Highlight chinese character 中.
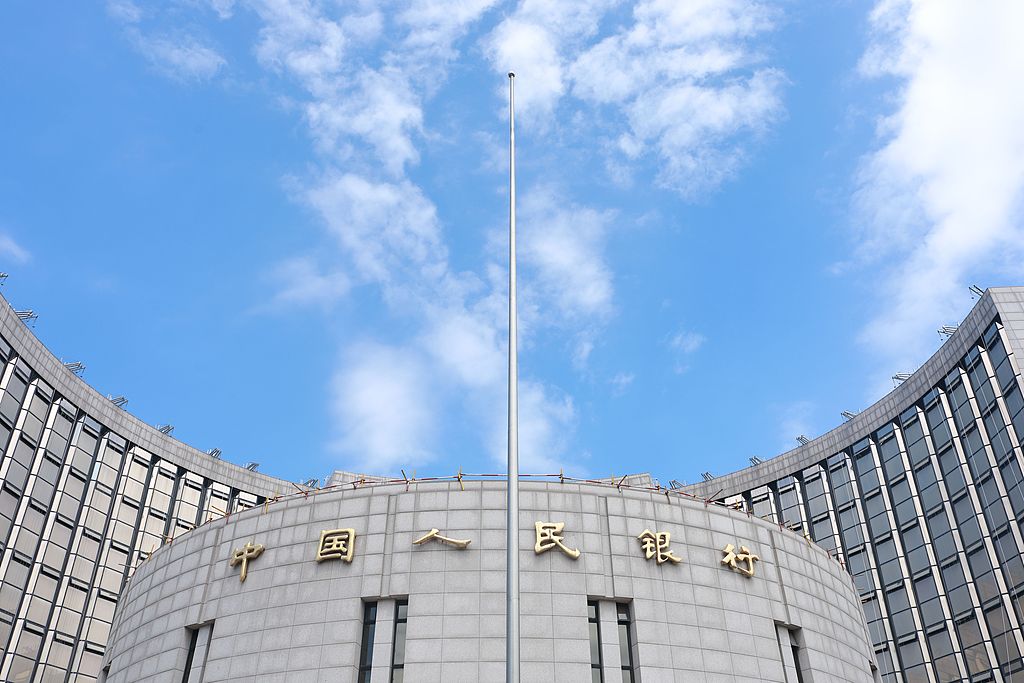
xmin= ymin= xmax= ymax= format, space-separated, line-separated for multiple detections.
xmin=412 ymin=528 xmax=471 ymax=549
xmin=229 ymin=541 xmax=264 ymax=582
xmin=636 ymin=529 xmax=682 ymax=565
xmin=317 ymin=528 xmax=356 ymax=562
xmin=721 ymin=543 xmax=759 ymax=577
xmin=534 ymin=522 xmax=580 ymax=559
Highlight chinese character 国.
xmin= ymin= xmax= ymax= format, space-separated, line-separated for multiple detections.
xmin=317 ymin=528 xmax=356 ymax=562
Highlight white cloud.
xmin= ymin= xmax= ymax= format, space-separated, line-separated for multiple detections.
xmin=302 ymin=170 xmax=595 ymax=473
xmin=251 ymin=0 xmax=493 ymax=174
xmin=107 ymin=2 xmax=227 ymax=82
xmin=486 ymin=19 xmax=565 ymax=121
xmin=484 ymin=379 xmax=578 ymax=473
xmin=106 ymin=0 xmax=142 ymax=24
xmin=609 ymin=371 xmax=635 ymax=395
xmin=130 ymin=30 xmax=226 ymax=81
xmin=304 ymin=68 xmax=424 ymax=174
xmin=270 ymin=256 xmax=349 ymax=307
xmin=485 ymin=0 xmax=617 ymax=121
xmin=305 ymin=173 xmax=447 ymax=289
xmin=420 ymin=307 xmax=504 ymax=389
xmin=0 ymin=234 xmax=30 ymax=264
xmin=252 ymin=0 xmax=348 ymax=85
xmin=121 ymin=0 xmax=784 ymax=475
xmin=668 ymin=329 xmax=705 ymax=354
xmin=398 ymin=0 xmax=499 ymax=59
xmin=330 ymin=342 xmax=435 ymax=473
xmin=667 ymin=328 xmax=706 ymax=374
xmin=516 ymin=380 xmax=577 ymax=472
xmin=854 ymin=0 xmax=1024 ymax=395
xmin=520 ymin=187 xmax=615 ymax=321
xmin=486 ymin=0 xmax=784 ymax=195
xmin=209 ymin=0 xmax=235 ymax=20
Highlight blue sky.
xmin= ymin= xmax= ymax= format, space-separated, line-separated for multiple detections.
xmin=2 ymin=1 xmax=1023 ymax=486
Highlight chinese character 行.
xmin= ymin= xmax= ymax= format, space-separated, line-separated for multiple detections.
xmin=412 ymin=528 xmax=471 ymax=549
xmin=636 ymin=529 xmax=682 ymax=564
xmin=317 ymin=528 xmax=356 ymax=562
xmin=534 ymin=522 xmax=580 ymax=559
xmin=721 ymin=542 xmax=759 ymax=577
xmin=229 ymin=541 xmax=264 ymax=582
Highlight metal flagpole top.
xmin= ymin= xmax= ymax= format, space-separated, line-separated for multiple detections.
xmin=505 ymin=70 xmax=520 ymax=683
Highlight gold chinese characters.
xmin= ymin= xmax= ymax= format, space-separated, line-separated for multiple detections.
xmin=317 ymin=528 xmax=356 ymax=562
xmin=535 ymin=522 xmax=580 ymax=559
xmin=226 ymin=526 xmax=762 ymax=578
xmin=229 ymin=541 xmax=264 ymax=582
xmin=721 ymin=543 xmax=760 ymax=577
xmin=636 ymin=530 xmax=682 ymax=564
xmin=413 ymin=528 xmax=471 ymax=549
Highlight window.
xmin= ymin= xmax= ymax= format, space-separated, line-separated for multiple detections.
xmin=955 ymin=615 xmax=991 ymax=675
xmin=587 ymin=601 xmax=603 ymax=683
xmin=181 ymin=623 xmax=213 ymax=683
xmin=358 ymin=602 xmax=377 ymax=683
xmin=778 ymin=625 xmax=808 ymax=683
xmin=390 ymin=599 xmax=408 ymax=683
xmin=616 ymin=603 xmax=637 ymax=683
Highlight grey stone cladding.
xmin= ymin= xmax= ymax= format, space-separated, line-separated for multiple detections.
xmin=100 ymin=479 xmax=877 ymax=683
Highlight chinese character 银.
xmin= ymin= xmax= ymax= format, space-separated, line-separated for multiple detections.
xmin=636 ymin=529 xmax=682 ymax=564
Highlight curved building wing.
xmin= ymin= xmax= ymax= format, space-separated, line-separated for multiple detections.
xmin=686 ymin=287 xmax=1024 ymax=682
xmin=0 ymin=294 xmax=290 ymax=682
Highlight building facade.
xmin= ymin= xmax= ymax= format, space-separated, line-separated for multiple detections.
xmin=2 ymin=286 xmax=1024 ymax=681
xmin=98 ymin=478 xmax=876 ymax=683
xmin=0 ymin=295 xmax=289 ymax=682
xmin=685 ymin=288 xmax=1024 ymax=682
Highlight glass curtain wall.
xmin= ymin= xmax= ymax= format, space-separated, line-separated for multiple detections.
xmin=728 ymin=319 xmax=1024 ymax=682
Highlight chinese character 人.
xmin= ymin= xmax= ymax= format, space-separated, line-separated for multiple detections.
xmin=229 ymin=541 xmax=264 ymax=582
xmin=636 ymin=529 xmax=682 ymax=564
xmin=317 ymin=528 xmax=356 ymax=562
xmin=721 ymin=543 xmax=759 ymax=577
xmin=412 ymin=528 xmax=471 ymax=549
xmin=534 ymin=522 xmax=580 ymax=559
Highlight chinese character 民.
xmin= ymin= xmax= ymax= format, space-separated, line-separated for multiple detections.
xmin=229 ymin=541 xmax=264 ymax=582
xmin=636 ymin=529 xmax=682 ymax=564
xmin=412 ymin=528 xmax=471 ymax=549
xmin=534 ymin=522 xmax=580 ymax=559
xmin=317 ymin=528 xmax=356 ymax=562
xmin=721 ymin=543 xmax=759 ymax=577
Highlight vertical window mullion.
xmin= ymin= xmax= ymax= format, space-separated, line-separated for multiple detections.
xmin=616 ymin=602 xmax=636 ymax=682
xmin=390 ymin=599 xmax=408 ymax=682
xmin=587 ymin=600 xmax=603 ymax=683
xmin=358 ymin=602 xmax=377 ymax=683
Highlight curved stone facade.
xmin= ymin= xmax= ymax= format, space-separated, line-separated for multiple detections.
xmin=0 ymin=294 xmax=290 ymax=682
xmin=99 ymin=479 xmax=876 ymax=683
xmin=6 ymin=282 xmax=1024 ymax=682
xmin=685 ymin=288 xmax=1024 ymax=682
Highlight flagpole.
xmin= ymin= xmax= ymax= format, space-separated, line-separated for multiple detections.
xmin=505 ymin=70 xmax=520 ymax=683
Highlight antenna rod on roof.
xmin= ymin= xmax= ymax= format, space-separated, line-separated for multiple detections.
xmin=505 ymin=70 xmax=520 ymax=683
